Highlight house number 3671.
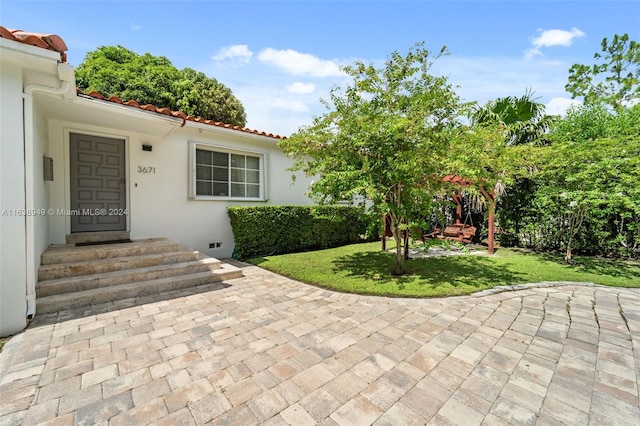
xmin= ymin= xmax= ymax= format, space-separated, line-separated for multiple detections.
xmin=137 ymin=166 xmax=156 ymax=174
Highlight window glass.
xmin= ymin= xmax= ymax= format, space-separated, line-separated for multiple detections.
xmin=246 ymin=170 xmax=260 ymax=184
xmin=196 ymin=150 xmax=210 ymax=165
xmin=212 ymin=152 xmax=228 ymax=167
xmin=212 ymin=182 xmax=228 ymax=196
xmin=230 ymin=168 xmax=245 ymax=182
xmin=246 ymin=184 xmax=260 ymax=198
xmin=196 ymin=181 xmax=212 ymax=196
xmin=230 ymin=154 xmax=245 ymax=168
xmin=230 ymin=183 xmax=245 ymax=197
xmin=194 ymin=148 xmax=261 ymax=198
xmin=246 ymin=156 xmax=260 ymax=170
xmin=196 ymin=165 xmax=212 ymax=180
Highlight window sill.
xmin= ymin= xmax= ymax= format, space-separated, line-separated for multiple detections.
xmin=189 ymin=196 xmax=267 ymax=202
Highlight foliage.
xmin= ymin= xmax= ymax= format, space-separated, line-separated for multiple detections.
xmin=247 ymin=242 xmax=640 ymax=298
xmin=471 ymin=90 xmax=555 ymax=146
xmin=497 ymin=105 xmax=640 ymax=258
xmin=566 ymin=33 xmax=640 ymax=110
xmin=227 ymin=205 xmax=377 ymax=258
xmin=446 ymin=126 xmax=537 ymax=189
xmin=281 ymin=43 xmax=467 ymax=274
xmin=75 ymin=45 xmax=247 ymax=126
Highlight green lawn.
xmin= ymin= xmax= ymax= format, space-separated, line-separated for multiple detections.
xmin=247 ymin=241 xmax=640 ymax=298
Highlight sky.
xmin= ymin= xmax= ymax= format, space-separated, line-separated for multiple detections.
xmin=2 ymin=0 xmax=639 ymax=136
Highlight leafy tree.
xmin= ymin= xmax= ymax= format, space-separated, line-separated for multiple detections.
xmin=281 ymin=43 xmax=465 ymax=275
xmin=75 ymin=45 xmax=247 ymax=127
xmin=498 ymin=104 xmax=640 ymax=259
xmin=566 ymin=33 xmax=640 ymax=110
xmin=537 ymin=135 xmax=640 ymax=261
xmin=445 ymin=126 xmax=539 ymax=254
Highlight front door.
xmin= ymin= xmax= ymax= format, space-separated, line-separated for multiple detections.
xmin=70 ymin=133 xmax=127 ymax=232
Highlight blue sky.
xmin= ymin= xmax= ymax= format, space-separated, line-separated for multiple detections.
xmin=3 ymin=1 xmax=639 ymax=135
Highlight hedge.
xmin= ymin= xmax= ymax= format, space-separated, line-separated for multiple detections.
xmin=228 ymin=205 xmax=378 ymax=258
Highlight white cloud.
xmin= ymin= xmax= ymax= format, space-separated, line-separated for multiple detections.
xmin=270 ymin=98 xmax=309 ymax=112
xmin=130 ymin=24 xmax=142 ymax=31
xmin=545 ymin=97 xmax=582 ymax=116
xmin=287 ymin=82 xmax=315 ymax=94
xmin=524 ymin=28 xmax=585 ymax=59
xmin=258 ymin=48 xmax=343 ymax=77
xmin=212 ymin=45 xmax=253 ymax=62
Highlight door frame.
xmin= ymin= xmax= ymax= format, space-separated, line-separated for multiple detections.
xmin=64 ymin=128 xmax=131 ymax=235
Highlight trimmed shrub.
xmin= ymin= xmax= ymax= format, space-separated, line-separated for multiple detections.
xmin=228 ymin=205 xmax=379 ymax=258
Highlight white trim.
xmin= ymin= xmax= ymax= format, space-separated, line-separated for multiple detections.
xmin=188 ymin=141 xmax=267 ymax=202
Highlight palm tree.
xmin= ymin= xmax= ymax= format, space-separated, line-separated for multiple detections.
xmin=467 ymin=90 xmax=553 ymax=253
xmin=471 ymin=90 xmax=555 ymax=146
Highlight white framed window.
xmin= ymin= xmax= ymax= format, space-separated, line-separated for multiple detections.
xmin=189 ymin=142 xmax=265 ymax=200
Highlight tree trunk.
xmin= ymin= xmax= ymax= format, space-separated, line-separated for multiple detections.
xmin=565 ymin=236 xmax=573 ymax=263
xmin=393 ymin=227 xmax=404 ymax=275
xmin=488 ymin=202 xmax=496 ymax=255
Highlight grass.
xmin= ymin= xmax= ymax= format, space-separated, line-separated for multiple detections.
xmin=247 ymin=241 xmax=640 ymax=298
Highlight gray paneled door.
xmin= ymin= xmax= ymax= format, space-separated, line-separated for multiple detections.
xmin=70 ymin=133 xmax=127 ymax=232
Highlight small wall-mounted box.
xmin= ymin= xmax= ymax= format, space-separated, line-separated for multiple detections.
xmin=43 ymin=156 xmax=54 ymax=181
xmin=142 ymin=144 xmax=153 ymax=152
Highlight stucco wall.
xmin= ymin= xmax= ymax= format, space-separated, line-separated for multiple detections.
xmin=47 ymin=119 xmax=313 ymax=258
xmin=130 ymin=126 xmax=313 ymax=258
xmin=0 ymin=59 xmax=28 ymax=335
xmin=32 ymin=98 xmax=51 ymax=270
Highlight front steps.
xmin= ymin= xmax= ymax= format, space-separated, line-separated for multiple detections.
xmin=36 ymin=238 xmax=242 ymax=314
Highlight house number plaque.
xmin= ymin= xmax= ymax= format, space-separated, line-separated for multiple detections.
xmin=137 ymin=166 xmax=156 ymax=174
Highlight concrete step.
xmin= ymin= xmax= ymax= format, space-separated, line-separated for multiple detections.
xmin=41 ymin=238 xmax=182 ymax=265
xmin=38 ymin=250 xmax=201 ymax=281
xmin=36 ymin=257 xmax=222 ymax=297
xmin=36 ymin=264 xmax=243 ymax=314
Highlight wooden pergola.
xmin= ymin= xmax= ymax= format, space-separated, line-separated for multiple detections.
xmin=442 ymin=175 xmax=498 ymax=254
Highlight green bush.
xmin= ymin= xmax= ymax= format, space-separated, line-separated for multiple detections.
xmin=228 ymin=205 xmax=379 ymax=258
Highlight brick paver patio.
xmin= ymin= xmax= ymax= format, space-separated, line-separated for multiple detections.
xmin=1 ymin=263 xmax=639 ymax=425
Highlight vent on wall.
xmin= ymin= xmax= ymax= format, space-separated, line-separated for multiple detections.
xmin=209 ymin=242 xmax=222 ymax=249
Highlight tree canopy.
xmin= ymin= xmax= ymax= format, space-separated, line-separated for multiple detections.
xmin=566 ymin=33 xmax=639 ymax=110
xmin=75 ymin=45 xmax=247 ymax=127
xmin=496 ymin=104 xmax=640 ymax=259
xmin=281 ymin=43 xmax=466 ymax=274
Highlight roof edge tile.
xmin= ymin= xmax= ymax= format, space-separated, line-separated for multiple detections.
xmin=77 ymin=89 xmax=284 ymax=139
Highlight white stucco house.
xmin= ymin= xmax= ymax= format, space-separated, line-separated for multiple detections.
xmin=0 ymin=27 xmax=313 ymax=336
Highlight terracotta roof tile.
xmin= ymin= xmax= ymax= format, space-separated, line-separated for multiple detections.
xmin=0 ymin=26 xmax=67 ymax=62
xmin=77 ymin=89 xmax=283 ymax=139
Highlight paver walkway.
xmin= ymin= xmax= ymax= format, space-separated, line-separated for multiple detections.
xmin=1 ymin=264 xmax=639 ymax=425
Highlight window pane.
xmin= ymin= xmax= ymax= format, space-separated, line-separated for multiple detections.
xmin=196 ymin=165 xmax=212 ymax=180
xmin=193 ymin=148 xmax=262 ymax=198
xmin=196 ymin=149 xmax=212 ymax=165
xmin=231 ymin=183 xmax=245 ymax=197
xmin=196 ymin=180 xmax=212 ymax=196
xmin=212 ymin=182 xmax=228 ymax=196
xmin=246 ymin=156 xmax=260 ymax=170
xmin=231 ymin=154 xmax=245 ymax=168
xmin=212 ymin=151 xmax=228 ymax=167
xmin=246 ymin=184 xmax=260 ymax=198
xmin=213 ymin=166 xmax=228 ymax=181
xmin=246 ymin=170 xmax=260 ymax=184
xmin=231 ymin=168 xmax=245 ymax=183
